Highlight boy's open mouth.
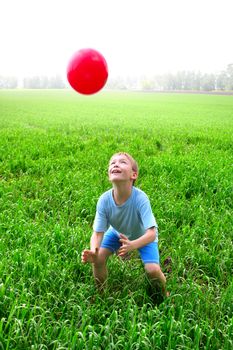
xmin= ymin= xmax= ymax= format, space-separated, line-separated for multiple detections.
xmin=111 ymin=169 xmax=121 ymax=174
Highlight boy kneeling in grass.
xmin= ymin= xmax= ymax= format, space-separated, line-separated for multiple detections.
xmin=81 ymin=152 xmax=167 ymax=298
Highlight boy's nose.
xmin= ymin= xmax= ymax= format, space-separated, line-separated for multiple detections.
xmin=114 ymin=164 xmax=121 ymax=170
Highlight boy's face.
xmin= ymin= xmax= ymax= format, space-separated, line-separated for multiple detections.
xmin=108 ymin=154 xmax=138 ymax=184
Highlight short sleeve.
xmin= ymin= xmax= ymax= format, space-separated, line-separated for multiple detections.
xmin=93 ymin=196 xmax=109 ymax=232
xmin=138 ymin=195 xmax=157 ymax=231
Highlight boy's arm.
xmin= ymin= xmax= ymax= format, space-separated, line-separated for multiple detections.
xmin=118 ymin=227 xmax=156 ymax=256
xmin=90 ymin=231 xmax=104 ymax=251
xmin=81 ymin=231 xmax=104 ymax=264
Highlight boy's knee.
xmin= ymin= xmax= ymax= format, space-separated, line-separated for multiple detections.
xmin=95 ymin=249 xmax=111 ymax=267
xmin=144 ymin=263 xmax=161 ymax=275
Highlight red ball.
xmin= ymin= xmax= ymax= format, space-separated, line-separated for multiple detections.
xmin=67 ymin=48 xmax=108 ymax=95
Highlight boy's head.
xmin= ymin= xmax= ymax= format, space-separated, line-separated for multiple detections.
xmin=108 ymin=152 xmax=138 ymax=185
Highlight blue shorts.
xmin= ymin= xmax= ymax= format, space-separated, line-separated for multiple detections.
xmin=100 ymin=228 xmax=160 ymax=264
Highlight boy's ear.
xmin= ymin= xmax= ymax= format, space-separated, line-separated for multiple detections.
xmin=131 ymin=171 xmax=138 ymax=181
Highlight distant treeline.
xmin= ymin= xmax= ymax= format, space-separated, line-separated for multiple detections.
xmin=0 ymin=75 xmax=66 ymax=89
xmin=107 ymin=64 xmax=233 ymax=92
xmin=1 ymin=64 xmax=233 ymax=91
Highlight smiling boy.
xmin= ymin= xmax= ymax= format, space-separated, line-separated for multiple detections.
xmin=81 ymin=152 xmax=167 ymax=297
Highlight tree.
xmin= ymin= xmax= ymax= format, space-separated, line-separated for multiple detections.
xmin=225 ymin=63 xmax=233 ymax=90
xmin=140 ymin=77 xmax=155 ymax=91
xmin=23 ymin=75 xmax=65 ymax=88
xmin=192 ymin=71 xmax=201 ymax=91
xmin=0 ymin=75 xmax=18 ymax=88
xmin=216 ymin=71 xmax=228 ymax=90
xmin=23 ymin=76 xmax=41 ymax=88
xmin=200 ymin=73 xmax=216 ymax=91
xmin=48 ymin=75 xmax=65 ymax=89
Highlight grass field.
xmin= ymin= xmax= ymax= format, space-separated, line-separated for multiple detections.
xmin=0 ymin=90 xmax=232 ymax=349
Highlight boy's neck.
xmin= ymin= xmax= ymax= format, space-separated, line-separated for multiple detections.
xmin=112 ymin=182 xmax=133 ymax=205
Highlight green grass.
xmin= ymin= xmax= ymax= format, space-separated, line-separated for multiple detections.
xmin=0 ymin=89 xmax=232 ymax=349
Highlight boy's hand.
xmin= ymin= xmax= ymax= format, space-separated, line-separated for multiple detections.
xmin=81 ymin=248 xmax=99 ymax=264
xmin=118 ymin=234 xmax=135 ymax=257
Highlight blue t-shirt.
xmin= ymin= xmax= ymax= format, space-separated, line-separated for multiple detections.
xmin=93 ymin=186 xmax=158 ymax=241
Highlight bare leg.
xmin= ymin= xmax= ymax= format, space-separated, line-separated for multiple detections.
xmin=92 ymin=248 xmax=112 ymax=289
xmin=144 ymin=263 xmax=167 ymax=297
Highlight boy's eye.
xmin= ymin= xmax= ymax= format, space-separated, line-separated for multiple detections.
xmin=110 ymin=159 xmax=127 ymax=165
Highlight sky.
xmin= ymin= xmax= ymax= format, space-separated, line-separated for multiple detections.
xmin=1 ymin=0 xmax=233 ymax=80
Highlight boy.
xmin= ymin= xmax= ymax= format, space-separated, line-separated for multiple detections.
xmin=81 ymin=152 xmax=167 ymax=297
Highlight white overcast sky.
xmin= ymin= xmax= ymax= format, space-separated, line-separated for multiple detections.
xmin=1 ymin=0 xmax=233 ymax=79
